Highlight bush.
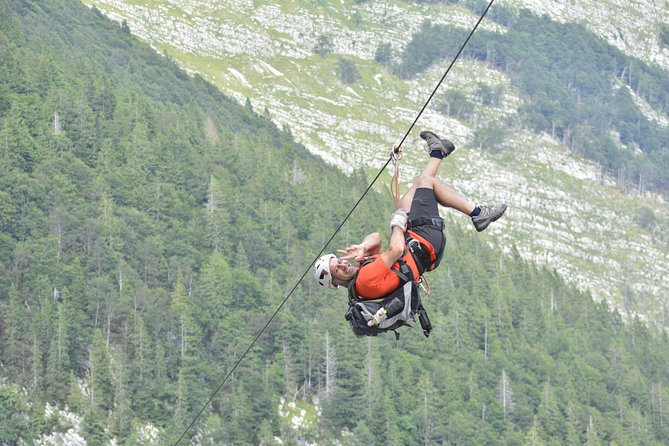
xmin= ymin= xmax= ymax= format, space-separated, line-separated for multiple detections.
xmin=314 ymin=34 xmax=334 ymax=56
xmin=374 ymin=42 xmax=393 ymax=67
xmin=661 ymin=26 xmax=669 ymax=48
xmin=336 ymin=58 xmax=360 ymax=84
xmin=472 ymin=120 xmax=510 ymax=152
xmin=638 ymin=206 xmax=657 ymax=230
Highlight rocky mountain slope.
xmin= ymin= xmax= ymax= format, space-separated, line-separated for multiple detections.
xmin=81 ymin=0 xmax=669 ymax=323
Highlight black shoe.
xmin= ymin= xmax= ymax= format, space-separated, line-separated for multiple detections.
xmin=472 ymin=204 xmax=507 ymax=232
xmin=420 ymin=130 xmax=456 ymax=158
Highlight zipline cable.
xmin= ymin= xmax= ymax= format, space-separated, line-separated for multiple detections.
xmin=174 ymin=1 xmax=494 ymax=443
xmin=394 ymin=0 xmax=496 ymax=152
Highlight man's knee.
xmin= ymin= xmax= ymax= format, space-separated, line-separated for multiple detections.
xmin=415 ymin=175 xmax=436 ymax=189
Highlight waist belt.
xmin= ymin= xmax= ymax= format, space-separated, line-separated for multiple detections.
xmin=407 ymin=217 xmax=444 ymax=231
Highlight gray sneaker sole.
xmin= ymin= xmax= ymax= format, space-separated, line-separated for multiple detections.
xmin=420 ymin=131 xmax=455 ymax=157
xmin=472 ymin=204 xmax=507 ymax=232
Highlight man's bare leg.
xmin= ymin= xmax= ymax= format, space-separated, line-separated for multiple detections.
xmin=401 ymin=175 xmax=474 ymax=215
xmin=401 ymin=131 xmax=456 ymax=212
xmin=400 ymin=152 xmax=474 ymax=213
xmin=433 ymin=179 xmax=475 ymax=215
xmin=399 ymin=131 xmax=506 ymax=231
xmin=400 ymin=157 xmax=440 ymax=211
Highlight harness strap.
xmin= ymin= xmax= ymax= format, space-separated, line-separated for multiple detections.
xmin=390 ymin=260 xmax=413 ymax=284
xmin=405 ymin=217 xmax=443 ymax=273
xmin=405 ymin=237 xmax=431 ymax=275
xmin=417 ymin=302 xmax=432 ymax=337
xmin=407 ymin=216 xmax=444 ymax=231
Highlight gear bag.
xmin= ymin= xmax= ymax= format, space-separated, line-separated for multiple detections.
xmin=345 ymin=258 xmax=432 ymax=339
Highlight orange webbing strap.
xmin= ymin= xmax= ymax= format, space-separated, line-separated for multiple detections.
xmin=391 ymin=144 xmax=403 ymax=209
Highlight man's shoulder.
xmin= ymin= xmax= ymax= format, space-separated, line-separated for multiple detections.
xmin=357 ymin=253 xmax=384 ymax=268
xmin=357 ymin=254 xmax=393 ymax=277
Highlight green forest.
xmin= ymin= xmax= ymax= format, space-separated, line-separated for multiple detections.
xmin=1 ymin=0 xmax=669 ymax=444
xmin=398 ymin=2 xmax=669 ymax=196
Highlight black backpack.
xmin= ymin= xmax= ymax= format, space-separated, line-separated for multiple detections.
xmin=344 ymin=257 xmax=432 ymax=339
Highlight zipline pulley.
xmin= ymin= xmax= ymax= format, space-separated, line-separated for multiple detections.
xmin=391 ymin=144 xmax=403 ymax=209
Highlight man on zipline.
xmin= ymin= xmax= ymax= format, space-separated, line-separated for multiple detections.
xmin=314 ymin=130 xmax=506 ymax=321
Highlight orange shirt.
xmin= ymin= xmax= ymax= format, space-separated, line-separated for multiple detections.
xmin=354 ymin=255 xmax=401 ymax=299
xmin=354 ymin=230 xmax=437 ymax=300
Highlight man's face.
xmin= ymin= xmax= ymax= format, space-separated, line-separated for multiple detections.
xmin=329 ymin=257 xmax=357 ymax=287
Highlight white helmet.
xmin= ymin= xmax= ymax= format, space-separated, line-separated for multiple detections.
xmin=314 ymin=254 xmax=338 ymax=289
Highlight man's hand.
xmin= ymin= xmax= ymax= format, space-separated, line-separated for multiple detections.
xmin=389 ymin=208 xmax=408 ymax=232
xmin=337 ymin=244 xmax=366 ymax=261
xmin=338 ymin=233 xmax=382 ymax=261
xmin=367 ymin=307 xmax=388 ymax=327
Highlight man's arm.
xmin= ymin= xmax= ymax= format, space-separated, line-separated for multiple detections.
xmin=380 ymin=226 xmax=405 ymax=268
xmin=360 ymin=232 xmax=381 ymax=256
xmin=338 ymin=232 xmax=382 ymax=260
xmin=380 ymin=209 xmax=408 ymax=268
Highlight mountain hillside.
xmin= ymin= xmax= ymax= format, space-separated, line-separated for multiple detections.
xmin=80 ymin=0 xmax=669 ymax=323
xmin=2 ymin=1 xmax=669 ymax=444
xmin=507 ymin=0 xmax=669 ymax=70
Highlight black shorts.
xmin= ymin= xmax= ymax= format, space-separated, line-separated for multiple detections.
xmin=407 ymin=188 xmax=446 ymax=268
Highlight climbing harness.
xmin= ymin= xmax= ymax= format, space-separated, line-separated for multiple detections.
xmin=390 ymin=140 xmax=434 ymax=296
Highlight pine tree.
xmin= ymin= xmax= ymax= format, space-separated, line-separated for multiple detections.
xmin=90 ymin=329 xmax=113 ymax=413
xmin=586 ymin=415 xmax=602 ymax=446
xmin=232 ymin=241 xmax=250 ymax=270
xmin=382 ymin=387 xmax=404 ymax=446
xmin=171 ymin=367 xmax=189 ymax=438
xmin=524 ymin=421 xmax=546 ymax=446
xmin=83 ymin=405 xmax=109 ymax=444
xmin=323 ymin=331 xmax=336 ymax=400
xmin=171 ymin=279 xmax=200 ymax=361
xmin=537 ymin=381 xmax=560 ymax=440
xmin=204 ymin=174 xmax=230 ymax=253
xmin=149 ymin=339 xmax=171 ymax=423
xmin=111 ymin=351 xmax=132 ymax=440
xmin=82 ymin=329 xmax=113 ymax=444
xmin=497 ymin=369 xmax=516 ymax=422
xmin=196 ymin=251 xmax=232 ymax=331
xmin=417 ymin=373 xmax=437 ymax=446
xmin=0 ymin=385 xmax=29 ymax=444
xmin=45 ymin=301 xmax=71 ymax=403
xmin=3 ymin=289 xmax=29 ymax=386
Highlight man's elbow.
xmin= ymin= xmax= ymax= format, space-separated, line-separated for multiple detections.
xmin=387 ymin=244 xmax=405 ymax=261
